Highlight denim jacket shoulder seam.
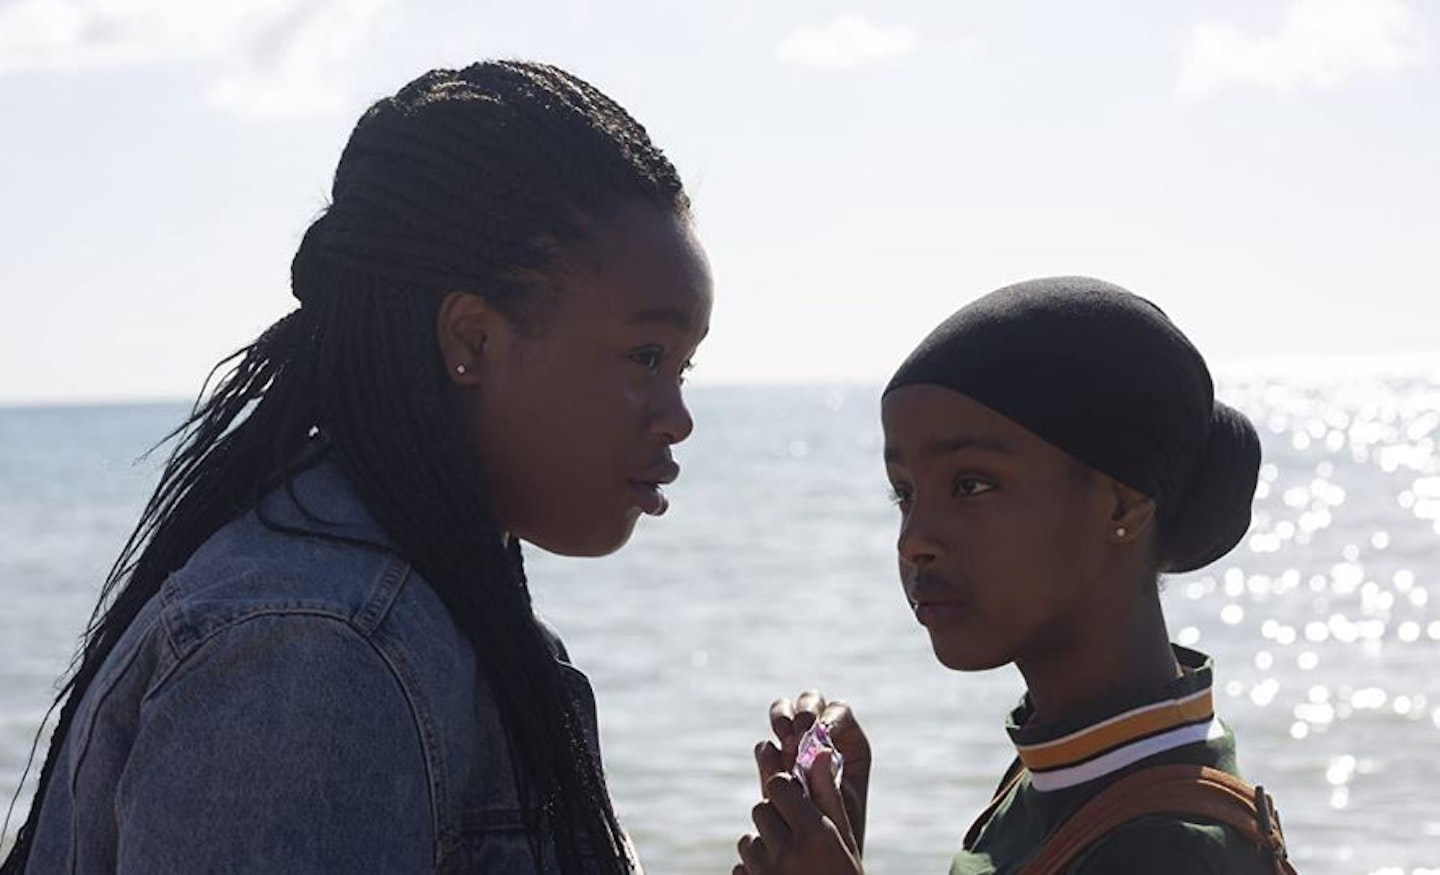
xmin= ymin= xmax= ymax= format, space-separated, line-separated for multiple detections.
xmin=64 ymin=610 xmax=163 ymax=823
xmin=364 ymin=622 xmax=453 ymax=863
xmin=139 ymin=610 xmax=445 ymax=868
xmin=351 ymin=552 xmax=411 ymax=635
xmin=161 ymin=595 xmax=359 ymax=660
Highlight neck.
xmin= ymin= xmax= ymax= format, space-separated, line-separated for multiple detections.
xmin=1017 ymin=589 xmax=1179 ymax=726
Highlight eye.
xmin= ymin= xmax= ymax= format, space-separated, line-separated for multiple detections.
xmin=952 ymin=476 xmax=995 ymax=497
xmin=888 ymin=483 xmax=913 ymax=510
xmin=679 ymin=359 xmax=696 ymax=385
xmin=628 ymin=346 xmax=664 ymax=372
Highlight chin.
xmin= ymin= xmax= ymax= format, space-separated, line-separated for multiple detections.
xmin=932 ymin=638 xmax=1009 ymax=673
xmin=524 ymin=513 xmax=640 ymax=558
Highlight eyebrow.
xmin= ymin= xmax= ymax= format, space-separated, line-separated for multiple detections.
xmin=627 ymin=307 xmax=695 ymax=332
xmin=883 ymin=435 xmax=1012 ymax=465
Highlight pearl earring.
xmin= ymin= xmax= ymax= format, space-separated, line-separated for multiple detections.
xmin=1115 ymin=526 xmax=1127 ymax=538
xmin=455 ymin=363 xmax=468 ymax=375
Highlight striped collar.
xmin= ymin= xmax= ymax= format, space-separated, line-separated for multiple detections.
xmin=1005 ymin=646 xmax=1222 ymax=792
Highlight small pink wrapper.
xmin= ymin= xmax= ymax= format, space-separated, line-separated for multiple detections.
xmin=792 ymin=722 xmax=843 ymax=798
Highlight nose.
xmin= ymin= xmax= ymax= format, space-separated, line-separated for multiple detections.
xmin=896 ymin=506 xmax=940 ymax=569
xmin=652 ymin=383 xmax=695 ymax=445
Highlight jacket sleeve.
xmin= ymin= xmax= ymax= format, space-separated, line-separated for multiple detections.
xmin=1071 ymin=814 xmax=1274 ymax=874
xmin=114 ymin=613 xmax=435 ymax=873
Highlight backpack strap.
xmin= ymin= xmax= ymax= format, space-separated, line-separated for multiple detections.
xmin=1019 ymin=764 xmax=1296 ymax=875
xmin=962 ymin=757 xmax=1028 ymax=851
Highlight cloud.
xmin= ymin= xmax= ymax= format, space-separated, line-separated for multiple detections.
xmin=776 ymin=13 xmax=920 ymax=70
xmin=205 ymin=0 xmax=391 ymax=120
xmin=1178 ymin=0 xmax=1428 ymax=97
xmin=0 ymin=0 xmax=393 ymax=120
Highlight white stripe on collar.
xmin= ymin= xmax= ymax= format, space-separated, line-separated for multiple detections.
xmin=1028 ymin=718 xmax=1227 ymax=792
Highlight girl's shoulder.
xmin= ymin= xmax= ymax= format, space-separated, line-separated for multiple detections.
xmin=156 ymin=459 xmax=444 ymax=653
xmin=1071 ymin=813 xmax=1274 ymax=874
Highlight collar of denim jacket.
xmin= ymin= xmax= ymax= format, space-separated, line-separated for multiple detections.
xmin=254 ymin=455 xmax=400 ymax=554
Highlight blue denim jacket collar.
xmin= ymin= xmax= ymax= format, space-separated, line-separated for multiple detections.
xmin=255 ymin=454 xmax=399 ymax=552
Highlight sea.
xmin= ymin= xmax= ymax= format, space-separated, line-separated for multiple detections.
xmin=2 ymin=374 xmax=1438 ymax=874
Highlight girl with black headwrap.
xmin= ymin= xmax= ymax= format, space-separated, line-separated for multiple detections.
xmin=736 ymin=277 xmax=1294 ymax=874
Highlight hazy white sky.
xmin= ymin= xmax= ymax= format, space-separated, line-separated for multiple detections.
xmin=1 ymin=0 xmax=1436 ymax=403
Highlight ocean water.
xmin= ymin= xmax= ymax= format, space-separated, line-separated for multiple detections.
xmin=1 ymin=377 xmax=1438 ymax=874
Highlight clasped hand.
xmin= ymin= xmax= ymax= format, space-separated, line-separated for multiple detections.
xmin=733 ymin=691 xmax=871 ymax=875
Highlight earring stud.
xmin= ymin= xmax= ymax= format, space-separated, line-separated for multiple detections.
xmin=1115 ymin=526 xmax=1127 ymax=538
xmin=455 ymin=363 xmax=468 ymax=375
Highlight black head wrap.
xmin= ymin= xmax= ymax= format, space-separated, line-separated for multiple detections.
xmin=884 ymin=276 xmax=1260 ymax=573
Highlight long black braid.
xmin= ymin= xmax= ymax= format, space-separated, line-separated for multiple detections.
xmin=2 ymin=60 xmax=688 ymax=874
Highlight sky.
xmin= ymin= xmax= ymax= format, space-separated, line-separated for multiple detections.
xmin=0 ymin=0 xmax=1437 ymax=404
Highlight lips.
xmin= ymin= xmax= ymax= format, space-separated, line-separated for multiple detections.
xmin=912 ymin=600 xmax=971 ymax=627
xmin=906 ymin=575 xmax=970 ymax=627
xmin=629 ymin=460 xmax=680 ymax=516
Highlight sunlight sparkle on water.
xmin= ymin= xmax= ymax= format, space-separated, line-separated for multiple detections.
xmin=1250 ymin=679 xmax=1280 ymax=707
xmin=1330 ymin=785 xmax=1350 ymax=809
xmin=1295 ymin=701 xmax=1335 ymax=726
xmin=1326 ymin=755 xmax=1357 ymax=785
xmin=1358 ymin=620 xmax=1386 ymax=640
xmin=1351 ymin=688 xmax=1388 ymax=710
xmin=1331 ymin=563 xmax=1365 ymax=595
xmin=1223 ymin=568 xmax=1246 ymax=597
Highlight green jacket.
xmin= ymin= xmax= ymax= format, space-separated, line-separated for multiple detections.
xmin=951 ymin=648 xmax=1276 ymax=874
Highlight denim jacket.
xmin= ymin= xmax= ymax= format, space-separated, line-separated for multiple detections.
xmin=26 ymin=460 xmax=629 ymax=873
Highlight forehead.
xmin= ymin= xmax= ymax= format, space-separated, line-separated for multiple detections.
xmin=882 ymin=385 xmax=1043 ymax=463
xmin=884 ymin=385 xmax=1007 ymax=435
xmin=547 ymin=204 xmax=713 ymax=330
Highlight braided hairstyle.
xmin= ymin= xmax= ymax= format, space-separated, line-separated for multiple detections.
xmin=2 ymin=60 xmax=688 ymax=873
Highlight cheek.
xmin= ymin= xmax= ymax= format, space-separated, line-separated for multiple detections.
xmin=1016 ymin=499 xmax=1105 ymax=585
xmin=952 ymin=499 xmax=1077 ymax=583
xmin=527 ymin=379 xmax=649 ymax=489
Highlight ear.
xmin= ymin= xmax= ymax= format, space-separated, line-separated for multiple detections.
xmin=1108 ymin=479 xmax=1157 ymax=545
xmin=436 ymin=291 xmax=513 ymax=385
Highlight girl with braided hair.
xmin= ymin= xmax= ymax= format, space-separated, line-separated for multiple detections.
xmin=3 ymin=60 xmax=710 ymax=874
xmin=736 ymin=278 xmax=1293 ymax=874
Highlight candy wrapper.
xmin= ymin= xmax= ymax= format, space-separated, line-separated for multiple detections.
xmin=792 ymin=721 xmax=844 ymax=799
